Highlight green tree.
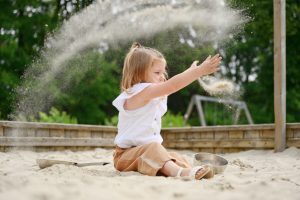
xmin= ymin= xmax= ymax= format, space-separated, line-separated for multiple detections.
xmin=52 ymin=52 xmax=120 ymax=124
xmin=0 ymin=0 xmax=95 ymax=119
xmin=31 ymin=107 xmax=77 ymax=124
xmin=225 ymin=0 xmax=300 ymax=123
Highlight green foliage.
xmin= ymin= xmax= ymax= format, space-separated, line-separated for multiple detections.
xmin=31 ymin=107 xmax=77 ymax=124
xmin=50 ymin=52 xmax=120 ymax=125
xmin=204 ymin=103 xmax=249 ymax=126
xmin=217 ymin=0 xmax=300 ymax=123
xmin=0 ymin=0 xmax=95 ymax=119
xmin=162 ymin=112 xmax=189 ymax=128
xmin=104 ymin=115 xmax=119 ymax=126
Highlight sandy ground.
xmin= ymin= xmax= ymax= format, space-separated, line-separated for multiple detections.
xmin=0 ymin=147 xmax=299 ymax=200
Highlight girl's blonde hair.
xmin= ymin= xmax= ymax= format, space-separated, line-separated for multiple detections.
xmin=121 ymin=42 xmax=166 ymax=91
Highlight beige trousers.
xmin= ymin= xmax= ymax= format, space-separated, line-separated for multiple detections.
xmin=113 ymin=142 xmax=191 ymax=176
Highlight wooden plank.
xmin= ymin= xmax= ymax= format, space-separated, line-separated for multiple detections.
xmin=36 ymin=129 xmax=49 ymax=137
xmin=214 ymin=131 xmax=229 ymax=140
xmin=191 ymin=147 xmax=200 ymax=152
xmin=200 ymin=132 xmax=214 ymax=139
xmin=187 ymin=132 xmax=201 ymax=140
xmin=214 ymin=148 xmax=227 ymax=154
xmin=24 ymin=129 xmax=35 ymax=137
xmin=244 ymin=130 xmax=260 ymax=139
xmin=274 ymin=0 xmax=286 ymax=152
xmin=35 ymin=147 xmax=52 ymax=152
xmin=229 ymin=131 xmax=244 ymax=139
xmin=286 ymin=129 xmax=294 ymax=138
xmin=164 ymin=139 xmax=274 ymax=149
xmin=91 ymin=131 xmax=103 ymax=138
xmin=65 ymin=130 xmax=78 ymax=138
xmin=260 ymin=130 xmax=274 ymax=139
xmin=0 ymin=126 xmax=3 ymax=136
xmin=162 ymin=124 xmax=275 ymax=132
xmin=50 ymin=129 xmax=64 ymax=137
xmin=3 ymin=121 xmax=300 ymax=133
xmin=4 ymin=128 xmax=15 ymax=137
xmin=293 ymin=130 xmax=300 ymax=138
xmin=228 ymin=148 xmax=242 ymax=153
xmin=0 ymin=137 xmax=114 ymax=147
xmin=286 ymin=139 xmax=300 ymax=147
xmin=6 ymin=128 xmax=35 ymax=137
xmin=0 ymin=120 xmax=117 ymax=132
xmin=4 ymin=121 xmax=298 ymax=134
xmin=76 ymin=146 xmax=95 ymax=151
xmin=78 ymin=130 xmax=91 ymax=138
xmin=286 ymin=123 xmax=300 ymax=129
xmin=176 ymin=132 xmax=188 ymax=140
xmin=165 ymin=132 xmax=176 ymax=140
xmin=52 ymin=146 xmax=66 ymax=151
xmin=103 ymin=132 xmax=116 ymax=138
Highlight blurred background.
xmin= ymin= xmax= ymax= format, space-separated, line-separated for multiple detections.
xmin=0 ymin=0 xmax=299 ymax=127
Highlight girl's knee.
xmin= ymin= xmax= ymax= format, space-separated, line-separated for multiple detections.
xmin=146 ymin=142 xmax=168 ymax=154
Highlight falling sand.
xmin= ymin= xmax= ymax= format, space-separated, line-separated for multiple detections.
xmin=12 ymin=0 xmax=247 ymax=120
xmin=198 ymin=76 xmax=236 ymax=97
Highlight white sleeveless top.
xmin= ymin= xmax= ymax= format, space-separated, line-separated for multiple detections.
xmin=112 ymin=83 xmax=167 ymax=148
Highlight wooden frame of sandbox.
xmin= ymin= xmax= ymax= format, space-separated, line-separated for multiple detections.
xmin=0 ymin=121 xmax=299 ymax=153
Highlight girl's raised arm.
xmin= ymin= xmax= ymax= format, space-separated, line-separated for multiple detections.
xmin=125 ymin=54 xmax=221 ymax=110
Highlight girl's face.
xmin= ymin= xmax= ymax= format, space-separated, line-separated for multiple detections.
xmin=145 ymin=59 xmax=167 ymax=83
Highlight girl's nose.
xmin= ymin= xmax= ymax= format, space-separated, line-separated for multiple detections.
xmin=159 ymin=75 xmax=165 ymax=82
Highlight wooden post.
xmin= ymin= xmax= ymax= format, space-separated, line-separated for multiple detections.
xmin=274 ymin=0 xmax=286 ymax=152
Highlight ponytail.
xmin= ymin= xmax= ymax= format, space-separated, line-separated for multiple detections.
xmin=130 ymin=42 xmax=142 ymax=50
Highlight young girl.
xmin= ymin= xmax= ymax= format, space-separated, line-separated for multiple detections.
xmin=112 ymin=42 xmax=221 ymax=180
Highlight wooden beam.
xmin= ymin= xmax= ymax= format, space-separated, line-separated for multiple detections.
xmin=0 ymin=120 xmax=117 ymax=132
xmin=274 ymin=0 xmax=286 ymax=152
xmin=0 ymin=137 xmax=114 ymax=147
xmin=164 ymin=139 xmax=274 ymax=148
xmin=162 ymin=124 xmax=274 ymax=132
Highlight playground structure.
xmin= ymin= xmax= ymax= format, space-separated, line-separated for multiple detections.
xmin=184 ymin=95 xmax=253 ymax=126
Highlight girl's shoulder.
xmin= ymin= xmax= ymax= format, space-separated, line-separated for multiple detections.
xmin=125 ymin=82 xmax=152 ymax=95
xmin=112 ymin=82 xmax=152 ymax=112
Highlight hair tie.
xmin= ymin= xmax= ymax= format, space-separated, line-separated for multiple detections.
xmin=131 ymin=42 xmax=142 ymax=50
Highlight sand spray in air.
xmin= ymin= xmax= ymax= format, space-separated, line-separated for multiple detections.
xmin=11 ymin=0 xmax=247 ymax=120
xmin=198 ymin=75 xmax=244 ymax=124
xmin=198 ymin=76 xmax=236 ymax=97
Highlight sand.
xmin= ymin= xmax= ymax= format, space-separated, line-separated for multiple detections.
xmin=0 ymin=147 xmax=299 ymax=200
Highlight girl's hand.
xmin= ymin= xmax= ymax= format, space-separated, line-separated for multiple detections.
xmin=190 ymin=54 xmax=222 ymax=76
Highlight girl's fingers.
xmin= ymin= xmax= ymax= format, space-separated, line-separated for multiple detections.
xmin=192 ymin=60 xmax=199 ymax=66
xmin=213 ymin=53 xmax=219 ymax=58
xmin=205 ymin=55 xmax=211 ymax=61
xmin=211 ymin=54 xmax=221 ymax=62
xmin=211 ymin=58 xmax=221 ymax=65
xmin=211 ymin=57 xmax=222 ymax=65
xmin=210 ymin=54 xmax=219 ymax=60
